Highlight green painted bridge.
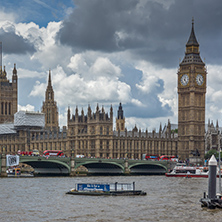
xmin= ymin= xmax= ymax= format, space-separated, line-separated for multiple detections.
xmin=0 ymin=154 xmax=175 ymax=176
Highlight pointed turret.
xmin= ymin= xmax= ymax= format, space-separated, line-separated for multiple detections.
xmin=42 ymin=69 xmax=59 ymax=129
xmin=110 ymin=104 xmax=113 ymax=113
xmin=96 ymin=103 xmax=99 ymax=112
xmin=67 ymin=106 xmax=70 ymax=120
xmin=117 ymin=102 xmax=124 ymax=119
xmin=116 ymin=103 xmax=125 ymax=132
xmin=45 ymin=70 xmax=54 ymax=101
xmin=13 ymin=63 xmax=17 ymax=75
xmin=110 ymin=104 xmax=113 ymax=122
xmin=186 ymin=18 xmax=199 ymax=47
xmin=75 ymin=106 xmax=78 ymax=116
xmin=87 ymin=104 xmax=92 ymax=118
xmin=180 ymin=19 xmax=204 ymax=65
xmin=159 ymin=123 xmax=162 ymax=138
xmin=48 ymin=69 xmax=52 ymax=87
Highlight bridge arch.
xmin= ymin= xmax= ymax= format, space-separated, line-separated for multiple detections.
xmin=75 ymin=161 xmax=124 ymax=175
xmin=20 ymin=159 xmax=70 ymax=175
xmin=129 ymin=162 xmax=167 ymax=175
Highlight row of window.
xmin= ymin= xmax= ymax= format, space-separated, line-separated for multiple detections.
xmin=1 ymin=102 xmax=11 ymax=115
xmin=70 ymin=126 xmax=110 ymax=135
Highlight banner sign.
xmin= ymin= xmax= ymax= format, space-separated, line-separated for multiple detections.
xmin=77 ymin=183 xmax=110 ymax=191
xmin=6 ymin=155 xmax=20 ymax=166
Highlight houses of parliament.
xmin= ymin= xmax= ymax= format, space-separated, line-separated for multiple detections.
xmin=0 ymin=22 xmax=219 ymax=161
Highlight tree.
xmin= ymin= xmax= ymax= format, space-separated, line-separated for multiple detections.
xmin=205 ymin=149 xmax=220 ymax=160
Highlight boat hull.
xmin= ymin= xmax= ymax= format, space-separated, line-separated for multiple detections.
xmin=165 ymin=173 xmax=208 ymax=178
xmin=66 ymin=190 xmax=147 ymax=196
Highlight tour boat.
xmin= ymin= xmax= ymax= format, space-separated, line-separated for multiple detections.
xmin=66 ymin=182 xmax=147 ymax=196
xmin=165 ymin=164 xmax=209 ymax=178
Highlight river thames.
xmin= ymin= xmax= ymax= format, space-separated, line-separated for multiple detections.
xmin=1 ymin=175 xmax=222 ymax=222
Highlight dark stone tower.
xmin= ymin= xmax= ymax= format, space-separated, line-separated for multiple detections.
xmin=116 ymin=103 xmax=125 ymax=131
xmin=42 ymin=70 xmax=59 ymax=130
xmin=177 ymin=20 xmax=207 ymax=161
xmin=0 ymin=42 xmax=18 ymax=123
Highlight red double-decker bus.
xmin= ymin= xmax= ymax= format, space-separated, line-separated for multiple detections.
xmin=43 ymin=150 xmax=65 ymax=157
xmin=145 ymin=154 xmax=160 ymax=161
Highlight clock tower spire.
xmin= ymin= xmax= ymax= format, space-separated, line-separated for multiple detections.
xmin=177 ymin=20 xmax=207 ymax=162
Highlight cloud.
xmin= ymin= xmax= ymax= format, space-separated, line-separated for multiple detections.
xmin=0 ymin=21 xmax=36 ymax=54
xmin=1 ymin=0 xmax=222 ymax=131
xmin=0 ymin=11 xmax=16 ymax=23
xmin=29 ymin=80 xmax=46 ymax=98
xmin=16 ymin=68 xmax=46 ymax=79
xmin=206 ymin=65 xmax=222 ymax=121
xmin=18 ymin=104 xmax=35 ymax=111
xmin=30 ymin=63 xmax=132 ymax=107
xmin=56 ymin=0 xmax=222 ymax=69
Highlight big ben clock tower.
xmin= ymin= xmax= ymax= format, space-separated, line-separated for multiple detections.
xmin=178 ymin=20 xmax=207 ymax=162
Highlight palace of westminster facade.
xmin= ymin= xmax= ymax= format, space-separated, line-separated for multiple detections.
xmin=0 ymin=22 xmax=220 ymax=161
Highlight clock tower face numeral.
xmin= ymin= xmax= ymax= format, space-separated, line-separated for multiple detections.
xmin=180 ymin=74 xmax=189 ymax=86
xmin=196 ymin=74 xmax=204 ymax=86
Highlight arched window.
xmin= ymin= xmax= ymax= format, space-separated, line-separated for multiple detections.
xmin=48 ymin=110 xmax=51 ymax=123
xmin=9 ymin=103 xmax=11 ymax=115
xmin=5 ymin=102 xmax=7 ymax=115
xmin=1 ymin=102 xmax=3 ymax=115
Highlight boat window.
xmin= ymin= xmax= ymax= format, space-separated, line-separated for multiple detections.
xmin=175 ymin=170 xmax=195 ymax=174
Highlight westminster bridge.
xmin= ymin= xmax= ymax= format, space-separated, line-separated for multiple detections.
xmin=0 ymin=154 xmax=175 ymax=176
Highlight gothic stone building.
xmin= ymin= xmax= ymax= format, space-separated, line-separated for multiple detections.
xmin=0 ymin=22 xmax=219 ymax=160
xmin=0 ymin=42 xmax=18 ymax=124
xmin=177 ymin=20 xmax=207 ymax=161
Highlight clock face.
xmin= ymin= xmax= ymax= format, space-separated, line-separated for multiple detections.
xmin=181 ymin=74 xmax=189 ymax=86
xmin=196 ymin=74 xmax=204 ymax=85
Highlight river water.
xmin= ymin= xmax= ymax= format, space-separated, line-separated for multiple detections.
xmin=1 ymin=176 xmax=222 ymax=222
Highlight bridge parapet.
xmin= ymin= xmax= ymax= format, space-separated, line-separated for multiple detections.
xmin=1 ymin=155 xmax=171 ymax=176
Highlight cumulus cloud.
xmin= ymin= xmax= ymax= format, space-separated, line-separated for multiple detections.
xmin=0 ymin=21 xmax=36 ymax=54
xmin=0 ymin=11 xmax=16 ymax=23
xmin=18 ymin=104 xmax=35 ymax=111
xmin=57 ymin=0 xmax=222 ymax=68
xmin=29 ymin=80 xmax=47 ymax=97
xmin=30 ymin=63 xmax=132 ymax=107
xmin=16 ymin=68 xmax=46 ymax=79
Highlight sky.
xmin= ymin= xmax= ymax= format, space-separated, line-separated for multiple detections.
xmin=0 ymin=0 xmax=222 ymax=131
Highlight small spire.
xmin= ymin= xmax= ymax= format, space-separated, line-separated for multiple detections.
xmin=67 ymin=106 xmax=70 ymax=119
xmin=117 ymin=102 xmax=124 ymax=119
xmin=186 ymin=18 xmax=199 ymax=47
xmin=3 ymin=66 xmax=6 ymax=77
xmin=110 ymin=104 xmax=113 ymax=113
xmin=48 ymin=69 xmax=52 ymax=86
xmin=159 ymin=123 xmax=162 ymax=132
xmin=13 ymin=63 xmax=17 ymax=75
xmin=88 ymin=104 xmax=92 ymax=117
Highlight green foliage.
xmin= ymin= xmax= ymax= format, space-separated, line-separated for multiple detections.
xmin=171 ymin=129 xmax=178 ymax=133
xmin=205 ymin=149 xmax=222 ymax=159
